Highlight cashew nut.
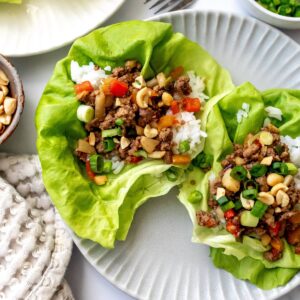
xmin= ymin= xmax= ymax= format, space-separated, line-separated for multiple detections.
xmin=222 ymin=169 xmax=240 ymax=193
xmin=132 ymin=75 xmax=146 ymax=89
xmin=270 ymin=183 xmax=288 ymax=196
xmin=148 ymin=151 xmax=166 ymax=159
xmin=89 ymin=132 xmax=96 ymax=146
xmin=162 ymin=92 xmax=173 ymax=106
xmin=135 ymin=125 xmax=144 ymax=136
xmin=0 ymin=105 xmax=3 ymax=115
xmin=0 ymin=114 xmax=11 ymax=125
xmin=136 ymin=87 xmax=150 ymax=108
xmin=0 ymin=85 xmax=8 ymax=97
xmin=258 ymin=192 xmax=275 ymax=205
xmin=216 ymin=187 xmax=226 ymax=200
xmin=120 ymin=136 xmax=130 ymax=150
xmin=283 ymin=175 xmax=294 ymax=187
xmin=259 ymin=131 xmax=273 ymax=145
xmin=240 ymin=194 xmax=254 ymax=210
xmin=144 ymin=124 xmax=158 ymax=138
xmin=3 ymin=97 xmax=17 ymax=116
xmin=276 ymin=190 xmax=290 ymax=207
xmin=235 ymin=157 xmax=245 ymax=166
xmin=156 ymin=72 xmax=167 ymax=88
xmin=267 ymin=173 xmax=284 ymax=187
xmin=140 ymin=136 xmax=159 ymax=153
xmin=0 ymin=70 xmax=9 ymax=86
xmin=260 ymin=156 xmax=273 ymax=166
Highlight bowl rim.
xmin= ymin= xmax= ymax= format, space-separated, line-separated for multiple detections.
xmin=245 ymin=0 xmax=300 ymax=22
xmin=0 ymin=54 xmax=25 ymax=144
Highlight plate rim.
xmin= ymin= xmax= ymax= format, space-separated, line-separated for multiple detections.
xmin=68 ymin=9 xmax=300 ymax=300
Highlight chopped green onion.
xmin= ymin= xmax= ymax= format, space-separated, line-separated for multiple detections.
xmin=242 ymin=189 xmax=258 ymax=200
xmin=251 ymin=201 xmax=268 ymax=219
xmin=166 ymin=167 xmax=179 ymax=182
xmin=234 ymin=200 xmax=243 ymax=210
xmin=286 ymin=162 xmax=298 ymax=175
xmin=192 ymin=152 xmax=213 ymax=169
xmin=115 ymin=118 xmax=124 ymax=126
xmin=77 ymin=105 xmax=94 ymax=123
xmin=178 ymin=140 xmax=190 ymax=153
xmin=250 ymin=164 xmax=268 ymax=178
xmin=104 ymin=139 xmax=115 ymax=152
xmin=243 ymin=180 xmax=259 ymax=190
xmin=133 ymin=150 xmax=148 ymax=158
xmin=89 ymin=154 xmax=104 ymax=173
xmin=103 ymin=160 xmax=113 ymax=173
xmin=188 ymin=190 xmax=203 ymax=204
xmin=275 ymin=144 xmax=284 ymax=155
xmin=221 ymin=201 xmax=235 ymax=212
xmin=230 ymin=166 xmax=247 ymax=181
xmin=217 ymin=196 xmax=229 ymax=205
xmin=102 ymin=127 xmax=122 ymax=138
xmin=272 ymin=162 xmax=289 ymax=175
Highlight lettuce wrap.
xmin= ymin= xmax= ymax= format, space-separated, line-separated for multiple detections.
xmin=178 ymin=82 xmax=300 ymax=289
xmin=36 ymin=20 xmax=234 ymax=248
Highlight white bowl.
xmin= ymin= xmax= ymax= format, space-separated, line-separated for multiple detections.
xmin=242 ymin=0 xmax=300 ymax=29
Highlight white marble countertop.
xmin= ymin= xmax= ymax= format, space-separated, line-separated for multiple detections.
xmin=1 ymin=0 xmax=300 ymax=299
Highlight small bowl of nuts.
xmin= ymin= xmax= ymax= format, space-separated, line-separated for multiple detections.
xmin=0 ymin=54 xmax=24 ymax=144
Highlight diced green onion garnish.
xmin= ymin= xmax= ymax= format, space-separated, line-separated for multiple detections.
xmin=242 ymin=189 xmax=258 ymax=199
xmin=188 ymin=190 xmax=203 ymax=203
xmin=89 ymin=154 xmax=104 ymax=173
xmin=221 ymin=201 xmax=235 ymax=212
xmin=102 ymin=127 xmax=122 ymax=138
xmin=271 ymin=162 xmax=289 ymax=175
xmin=251 ymin=201 xmax=268 ymax=219
xmin=178 ymin=140 xmax=190 ymax=153
xmin=243 ymin=179 xmax=259 ymax=190
xmin=192 ymin=152 xmax=213 ymax=169
xmin=103 ymin=160 xmax=113 ymax=173
xmin=286 ymin=162 xmax=298 ymax=175
xmin=234 ymin=200 xmax=243 ymax=210
xmin=166 ymin=167 xmax=179 ymax=182
xmin=77 ymin=105 xmax=95 ymax=123
xmin=230 ymin=166 xmax=247 ymax=181
xmin=250 ymin=164 xmax=268 ymax=178
xmin=217 ymin=196 xmax=229 ymax=205
xmin=115 ymin=118 xmax=124 ymax=126
xmin=133 ymin=150 xmax=148 ymax=158
xmin=104 ymin=138 xmax=115 ymax=152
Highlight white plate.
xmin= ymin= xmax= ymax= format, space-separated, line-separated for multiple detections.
xmin=0 ymin=0 xmax=125 ymax=57
xmin=72 ymin=10 xmax=300 ymax=300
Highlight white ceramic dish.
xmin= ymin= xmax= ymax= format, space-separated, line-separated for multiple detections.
xmin=0 ymin=0 xmax=125 ymax=57
xmin=241 ymin=0 xmax=300 ymax=29
xmin=71 ymin=10 xmax=300 ymax=300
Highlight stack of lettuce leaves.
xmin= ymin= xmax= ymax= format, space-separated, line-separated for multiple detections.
xmin=178 ymin=82 xmax=300 ymax=289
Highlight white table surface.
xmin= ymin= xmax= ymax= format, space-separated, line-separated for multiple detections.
xmin=2 ymin=0 xmax=300 ymax=299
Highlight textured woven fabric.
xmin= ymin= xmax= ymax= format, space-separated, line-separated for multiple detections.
xmin=0 ymin=154 xmax=73 ymax=300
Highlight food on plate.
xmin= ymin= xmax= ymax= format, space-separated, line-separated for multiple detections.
xmin=178 ymin=83 xmax=300 ymax=289
xmin=255 ymin=0 xmax=300 ymax=17
xmin=72 ymin=59 xmax=207 ymax=185
xmin=0 ymin=0 xmax=22 ymax=3
xmin=0 ymin=69 xmax=17 ymax=135
xmin=36 ymin=20 xmax=233 ymax=248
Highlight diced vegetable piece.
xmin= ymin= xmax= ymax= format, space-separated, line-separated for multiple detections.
xmin=188 ymin=190 xmax=203 ymax=203
xmin=250 ymin=164 xmax=268 ymax=177
xmin=102 ymin=127 xmax=122 ymax=138
xmin=251 ymin=201 xmax=268 ymax=218
xmin=133 ymin=150 xmax=148 ymax=158
xmin=74 ymin=81 xmax=93 ymax=95
xmin=86 ymin=160 xmax=95 ymax=180
xmin=104 ymin=138 xmax=115 ymax=152
xmin=166 ymin=167 xmax=179 ymax=182
xmin=172 ymin=154 xmax=191 ymax=165
xmin=221 ymin=201 xmax=235 ymax=212
xmin=243 ymin=179 xmax=259 ymax=190
xmin=89 ymin=154 xmax=104 ymax=173
xmin=157 ymin=115 xmax=175 ymax=131
xmin=170 ymin=66 xmax=184 ymax=79
xmin=170 ymin=101 xmax=180 ymax=114
xmin=286 ymin=162 xmax=298 ymax=175
xmin=272 ymin=162 xmax=289 ymax=175
xmin=110 ymin=79 xmax=128 ymax=97
xmin=192 ymin=152 xmax=213 ymax=169
xmin=178 ymin=140 xmax=190 ymax=153
xmin=234 ymin=200 xmax=243 ymax=210
xmin=103 ymin=161 xmax=113 ymax=173
xmin=77 ymin=105 xmax=95 ymax=123
xmin=183 ymin=97 xmax=201 ymax=112
xmin=217 ymin=196 xmax=229 ymax=205
xmin=230 ymin=166 xmax=247 ymax=181
xmin=242 ymin=189 xmax=258 ymax=199
xmin=94 ymin=175 xmax=108 ymax=185
xmin=226 ymin=220 xmax=240 ymax=237
xmin=270 ymin=222 xmax=281 ymax=236
xmin=76 ymin=139 xmax=95 ymax=154
xmin=115 ymin=118 xmax=124 ymax=126
xmin=129 ymin=156 xmax=143 ymax=163
xmin=240 ymin=211 xmax=259 ymax=227
xmin=224 ymin=209 xmax=236 ymax=219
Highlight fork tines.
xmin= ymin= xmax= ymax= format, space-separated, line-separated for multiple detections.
xmin=145 ymin=0 xmax=194 ymax=14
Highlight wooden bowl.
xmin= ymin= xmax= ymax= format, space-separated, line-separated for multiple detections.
xmin=0 ymin=54 xmax=24 ymax=144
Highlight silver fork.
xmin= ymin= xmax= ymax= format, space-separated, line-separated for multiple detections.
xmin=144 ymin=0 xmax=195 ymax=14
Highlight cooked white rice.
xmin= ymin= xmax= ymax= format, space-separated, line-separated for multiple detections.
xmin=236 ymin=102 xmax=250 ymax=123
xmin=280 ymin=135 xmax=300 ymax=167
xmin=172 ymin=111 xmax=207 ymax=154
xmin=70 ymin=60 xmax=108 ymax=88
xmin=187 ymin=71 xmax=209 ymax=103
xmin=265 ymin=106 xmax=282 ymax=121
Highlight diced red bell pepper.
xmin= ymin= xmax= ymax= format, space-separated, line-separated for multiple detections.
xmin=171 ymin=101 xmax=180 ymax=114
xmin=170 ymin=66 xmax=184 ymax=79
xmin=224 ymin=209 xmax=236 ymax=220
xmin=129 ymin=156 xmax=143 ymax=164
xmin=183 ymin=97 xmax=201 ymax=112
xmin=75 ymin=81 xmax=94 ymax=95
xmin=270 ymin=222 xmax=281 ymax=237
xmin=110 ymin=79 xmax=128 ymax=97
xmin=86 ymin=160 xmax=95 ymax=180
xmin=226 ymin=220 xmax=240 ymax=237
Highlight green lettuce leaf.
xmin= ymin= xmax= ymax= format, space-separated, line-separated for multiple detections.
xmin=0 ymin=0 xmax=22 ymax=3
xmin=36 ymin=20 xmax=234 ymax=248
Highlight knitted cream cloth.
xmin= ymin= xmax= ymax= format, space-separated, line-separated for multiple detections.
xmin=0 ymin=154 xmax=73 ymax=300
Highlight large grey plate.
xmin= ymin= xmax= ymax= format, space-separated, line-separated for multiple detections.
xmin=72 ymin=10 xmax=300 ymax=300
